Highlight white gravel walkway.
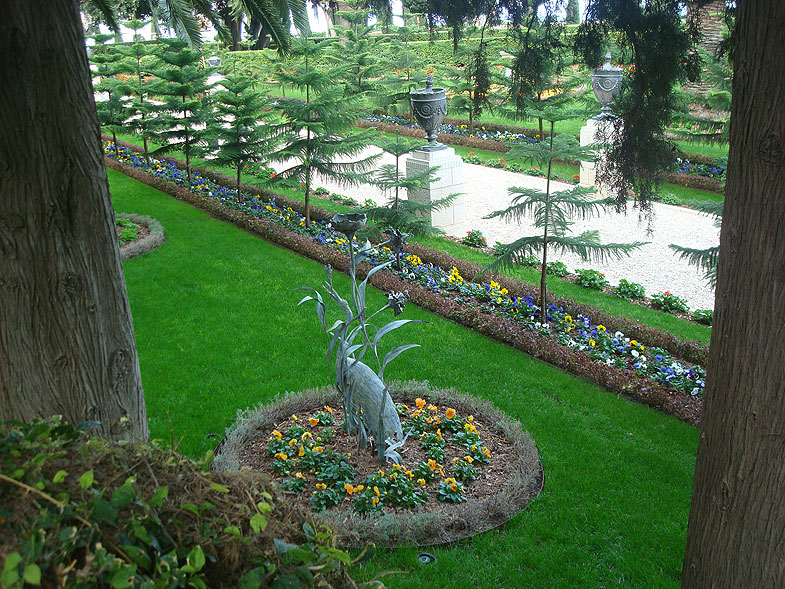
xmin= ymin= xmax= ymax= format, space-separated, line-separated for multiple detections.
xmin=299 ymin=146 xmax=719 ymax=311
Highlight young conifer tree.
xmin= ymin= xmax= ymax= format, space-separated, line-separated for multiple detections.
xmin=267 ymin=38 xmax=379 ymax=227
xmin=326 ymin=8 xmax=383 ymax=97
xmin=373 ymin=18 xmax=427 ymax=121
xmin=485 ymin=107 xmax=648 ymax=321
xmin=91 ymin=42 xmax=129 ymax=156
xmin=150 ymin=39 xmax=210 ymax=185
xmin=360 ymin=134 xmax=451 ymax=269
xmin=113 ymin=20 xmax=158 ymax=165
xmin=208 ymin=73 xmax=273 ymax=203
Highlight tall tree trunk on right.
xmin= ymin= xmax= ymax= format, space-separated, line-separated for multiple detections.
xmin=682 ymin=1 xmax=785 ymax=586
xmin=0 ymin=0 xmax=148 ymax=443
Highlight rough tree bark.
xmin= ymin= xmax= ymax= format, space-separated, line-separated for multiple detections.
xmin=682 ymin=1 xmax=785 ymax=586
xmin=0 ymin=0 xmax=149 ymax=442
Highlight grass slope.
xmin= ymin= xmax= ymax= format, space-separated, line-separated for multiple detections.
xmin=110 ymin=169 xmax=698 ymax=588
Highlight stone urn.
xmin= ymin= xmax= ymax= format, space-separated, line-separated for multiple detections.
xmin=592 ymin=51 xmax=623 ymax=116
xmin=410 ymin=74 xmax=447 ymax=150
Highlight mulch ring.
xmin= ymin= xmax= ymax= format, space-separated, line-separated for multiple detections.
xmin=213 ymin=381 xmax=543 ymax=547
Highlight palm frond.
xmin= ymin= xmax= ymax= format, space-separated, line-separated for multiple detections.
xmin=157 ymin=0 xmax=203 ymax=47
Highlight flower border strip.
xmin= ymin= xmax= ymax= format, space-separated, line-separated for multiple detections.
xmin=104 ymin=153 xmax=702 ymax=425
xmin=402 ymin=242 xmax=710 ymax=367
xmin=107 ymin=134 xmax=708 ymax=367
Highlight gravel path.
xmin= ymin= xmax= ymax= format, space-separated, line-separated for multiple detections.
xmin=295 ymin=146 xmax=719 ymax=310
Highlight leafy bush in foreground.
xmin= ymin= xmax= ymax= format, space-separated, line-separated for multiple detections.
xmin=0 ymin=417 xmax=376 ymax=588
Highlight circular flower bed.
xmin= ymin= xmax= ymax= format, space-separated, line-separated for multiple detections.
xmin=117 ymin=213 xmax=165 ymax=260
xmin=213 ymin=381 xmax=543 ymax=546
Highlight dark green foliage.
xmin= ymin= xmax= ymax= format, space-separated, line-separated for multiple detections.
xmin=615 ymin=278 xmax=646 ymax=301
xmin=207 ymin=74 xmax=272 ymax=202
xmin=267 ymin=87 xmax=379 ymax=226
xmin=692 ymin=309 xmax=713 ymax=326
xmin=575 ymin=0 xmax=701 ymax=210
xmin=444 ymin=33 xmax=501 ymax=133
xmin=651 ymin=291 xmax=690 ymax=314
xmin=359 ymin=134 xmax=446 ymax=261
xmin=91 ymin=43 xmax=131 ymax=156
xmin=326 ymin=9 xmax=385 ymax=96
xmin=574 ymin=268 xmax=609 ymax=291
xmin=112 ymin=30 xmax=160 ymax=163
xmin=373 ymin=22 xmax=428 ymax=119
xmin=149 ymin=39 xmax=211 ymax=185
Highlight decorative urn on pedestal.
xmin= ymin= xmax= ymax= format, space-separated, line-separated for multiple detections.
xmin=409 ymin=74 xmax=448 ymax=150
xmin=591 ymin=51 xmax=623 ymax=117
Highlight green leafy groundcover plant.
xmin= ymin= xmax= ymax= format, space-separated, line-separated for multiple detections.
xmin=0 ymin=418 xmax=380 ymax=588
xmin=102 ymin=139 xmax=705 ymax=421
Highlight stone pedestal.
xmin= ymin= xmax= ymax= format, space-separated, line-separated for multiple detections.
xmin=405 ymin=146 xmax=465 ymax=230
xmin=579 ymin=117 xmax=601 ymax=186
xmin=579 ymin=115 xmax=620 ymax=197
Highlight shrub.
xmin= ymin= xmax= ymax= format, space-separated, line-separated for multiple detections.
xmin=462 ymin=229 xmax=487 ymax=248
xmin=615 ymin=278 xmax=646 ymax=301
xmin=505 ymin=162 xmax=525 ymax=172
xmin=0 ymin=417 xmax=368 ymax=588
xmin=546 ymin=261 xmax=569 ymax=277
xmin=463 ymin=152 xmax=482 ymax=164
xmin=525 ymin=166 xmax=544 ymax=177
xmin=571 ymin=173 xmax=580 ymax=185
xmin=692 ymin=309 xmax=713 ymax=325
xmin=485 ymin=158 xmax=507 ymax=169
xmin=574 ymin=269 xmax=609 ymax=290
xmin=651 ymin=291 xmax=690 ymax=314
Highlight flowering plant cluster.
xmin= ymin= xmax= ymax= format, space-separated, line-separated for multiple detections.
xmin=673 ymin=158 xmax=725 ymax=178
xmin=554 ymin=314 xmax=705 ymax=395
xmin=461 ymin=229 xmax=487 ymax=248
xmin=105 ymin=141 xmax=706 ymax=398
xmin=262 ymin=400 xmax=491 ymax=513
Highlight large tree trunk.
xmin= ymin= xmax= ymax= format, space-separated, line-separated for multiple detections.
xmin=682 ymin=1 xmax=785 ymax=586
xmin=0 ymin=0 xmax=148 ymax=442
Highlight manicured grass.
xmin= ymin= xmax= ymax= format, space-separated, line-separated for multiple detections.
xmin=110 ymin=168 xmax=698 ymax=588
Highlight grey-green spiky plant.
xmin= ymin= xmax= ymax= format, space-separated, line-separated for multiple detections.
xmin=297 ymin=214 xmax=423 ymax=463
xmin=485 ymin=107 xmax=648 ymax=321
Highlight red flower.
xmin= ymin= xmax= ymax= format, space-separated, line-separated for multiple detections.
xmin=573 ymin=174 xmax=580 ymax=178
xmin=468 ymin=151 xmax=475 ymax=156
xmin=499 ymin=158 xmax=505 ymax=162
xmin=664 ymin=291 xmax=670 ymax=295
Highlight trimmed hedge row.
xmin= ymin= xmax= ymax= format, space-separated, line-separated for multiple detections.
xmin=104 ymin=148 xmax=702 ymax=425
xmin=357 ymin=121 xmax=722 ymax=193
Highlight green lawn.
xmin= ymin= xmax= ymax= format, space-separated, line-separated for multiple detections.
xmin=111 ymin=168 xmax=698 ymax=588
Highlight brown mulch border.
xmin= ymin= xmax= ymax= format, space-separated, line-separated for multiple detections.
xmin=212 ymin=381 xmax=544 ymax=547
xmin=104 ymin=140 xmax=703 ymax=425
